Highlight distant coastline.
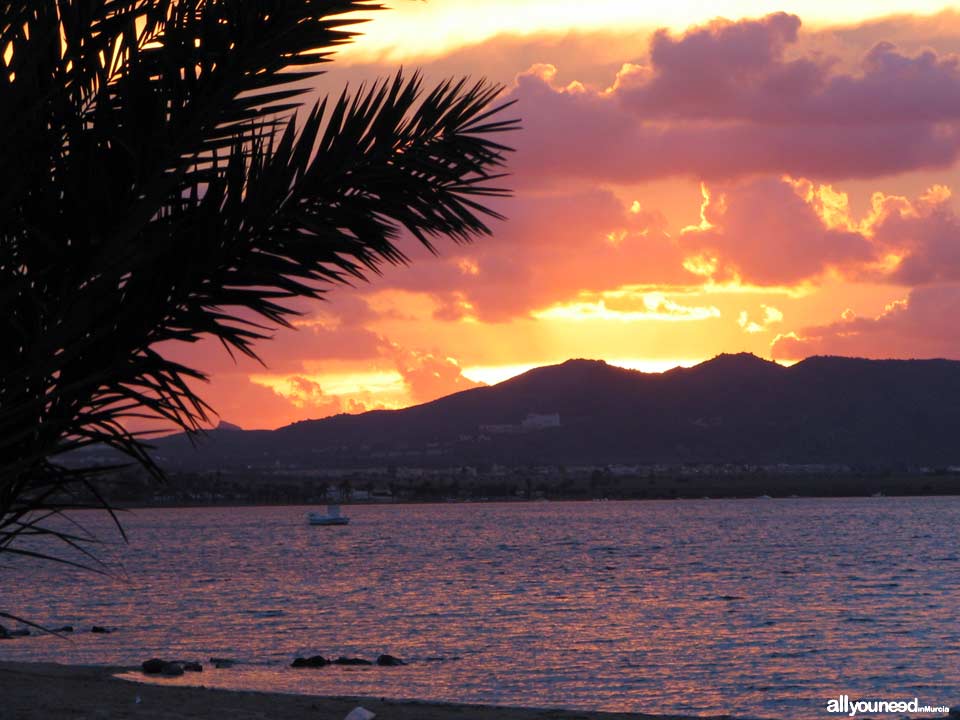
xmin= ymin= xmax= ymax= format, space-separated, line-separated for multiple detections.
xmin=100 ymin=473 xmax=960 ymax=510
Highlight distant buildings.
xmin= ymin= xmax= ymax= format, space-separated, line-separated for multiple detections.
xmin=521 ymin=413 xmax=562 ymax=430
xmin=477 ymin=423 xmax=519 ymax=435
xmin=480 ymin=412 xmax=561 ymax=435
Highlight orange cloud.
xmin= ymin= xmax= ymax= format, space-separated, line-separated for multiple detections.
xmin=383 ymin=343 xmax=484 ymax=404
xmin=369 ymin=188 xmax=695 ymax=322
xmin=739 ymin=305 xmax=784 ymax=334
xmin=242 ymin=338 xmax=484 ymax=423
xmin=188 ymin=373 xmax=321 ymax=430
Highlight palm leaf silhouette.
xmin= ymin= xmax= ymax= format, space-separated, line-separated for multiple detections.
xmin=0 ymin=0 xmax=517 ymax=602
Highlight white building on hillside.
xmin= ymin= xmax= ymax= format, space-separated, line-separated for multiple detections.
xmin=521 ymin=412 xmax=561 ymax=430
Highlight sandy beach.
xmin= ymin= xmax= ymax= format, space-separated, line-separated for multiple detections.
xmin=0 ymin=662 xmax=733 ymax=720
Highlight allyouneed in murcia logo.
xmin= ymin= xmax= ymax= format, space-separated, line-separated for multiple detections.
xmin=825 ymin=694 xmax=949 ymax=717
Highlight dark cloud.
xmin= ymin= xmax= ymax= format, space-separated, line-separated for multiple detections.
xmin=771 ymin=285 xmax=960 ymax=360
xmin=619 ymin=14 xmax=960 ymax=125
xmin=872 ymin=189 xmax=960 ymax=285
xmin=504 ymin=14 xmax=960 ymax=184
xmin=677 ymin=177 xmax=876 ymax=285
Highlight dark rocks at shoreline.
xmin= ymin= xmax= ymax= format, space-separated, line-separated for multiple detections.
xmin=161 ymin=662 xmax=184 ymax=677
xmin=142 ymin=658 xmax=193 ymax=676
xmin=90 ymin=626 xmax=112 ymax=634
xmin=291 ymin=654 xmax=406 ymax=668
xmin=54 ymin=625 xmax=74 ymax=633
xmin=209 ymin=657 xmax=236 ymax=668
xmin=141 ymin=659 xmax=166 ymax=674
xmin=332 ymin=657 xmax=373 ymax=666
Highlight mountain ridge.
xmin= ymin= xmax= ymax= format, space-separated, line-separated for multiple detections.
xmin=150 ymin=354 xmax=960 ymax=470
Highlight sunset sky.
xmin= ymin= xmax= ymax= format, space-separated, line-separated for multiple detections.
xmin=172 ymin=2 xmax=960 ymax=429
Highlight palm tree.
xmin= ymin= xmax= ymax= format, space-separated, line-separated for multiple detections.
xmin=0 ymin=0 xmax=517 ymax=612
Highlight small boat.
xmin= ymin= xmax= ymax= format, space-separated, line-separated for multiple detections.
xmin=307 ymin=504 xmax=349 ymax=526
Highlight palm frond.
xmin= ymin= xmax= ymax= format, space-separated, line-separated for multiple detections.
xmin=0 ymin=0 xmax=518 ymax=626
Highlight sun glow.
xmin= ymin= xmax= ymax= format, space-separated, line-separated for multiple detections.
xmin=461 ymin=357 xmax=706 ymax=386
xmin=141 ymin=2 xmax=960 ymax=431
xmin=532 ymin=293 xmax=721 ymax=323
xmin=268 ymin=370 xmax=403 ymax=397
xmin=461 ymin=363 xmax=543 ymax=386
xmin=336 ymin=1 xmax=957 ymax=61
xmin=681 ymin=183 xmax=719 ymax=235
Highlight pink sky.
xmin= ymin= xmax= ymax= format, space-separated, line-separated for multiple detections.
xmin=169 ymin=5 xmax=960 ymax=429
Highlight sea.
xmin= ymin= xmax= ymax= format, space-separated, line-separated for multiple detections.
xmin=1 ymin=497 xmax=958 ymax=719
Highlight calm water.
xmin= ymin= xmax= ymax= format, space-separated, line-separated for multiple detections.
xmin=1 ymin=498 xmax=958 ymax=719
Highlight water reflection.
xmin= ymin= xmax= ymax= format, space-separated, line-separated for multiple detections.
xmin=2 ymin=498 xmax=958 ymax=718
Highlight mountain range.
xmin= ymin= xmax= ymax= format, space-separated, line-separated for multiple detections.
xmin=148 ymin=353 xmax=960 ymax=471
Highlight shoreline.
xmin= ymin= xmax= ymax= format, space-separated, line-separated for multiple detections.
xmin=107 ymin=491 xmax=960 ymax=511
xmin=0 ymin=661 xmax=735 ymax=720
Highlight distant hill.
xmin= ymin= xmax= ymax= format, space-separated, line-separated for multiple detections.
xmin=150 ymin=354 xmax=960 ymax=471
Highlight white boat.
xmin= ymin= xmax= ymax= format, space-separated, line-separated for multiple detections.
xmin=307 ymin=504 xmax=349 ymax=526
